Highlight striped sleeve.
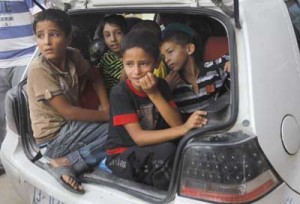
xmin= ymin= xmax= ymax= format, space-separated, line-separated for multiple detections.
xmin=101 ymin=52 xmax=123 ymax=79
xmin=98 ymin=51 xmax=124 ymax=94
xmin=0 ymin=0 xmax=40 ymax=67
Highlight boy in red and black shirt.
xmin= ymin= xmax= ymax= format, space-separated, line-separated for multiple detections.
xmin=106 ymin=29 xmax=208 ymax=190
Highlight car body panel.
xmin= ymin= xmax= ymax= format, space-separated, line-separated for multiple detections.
xmin=1 ymin=129 xmax=153 ymax=204
xmin=2 ymin=129 xmax=300 ymax=204
xmin=56 ymin=0 xmax=234 ymax=11
xmin=239 ymin=0 xmax=300 ymax=193
xmin=55 ymin=0 xmax=198 ymax=10
xmin=1 ymin=0 xmax=300 ymax=203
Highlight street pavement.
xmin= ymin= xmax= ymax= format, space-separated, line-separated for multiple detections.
xmin=0 ymin=173 xmax=24 ymax=204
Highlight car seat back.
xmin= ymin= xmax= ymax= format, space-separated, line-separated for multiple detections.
xmin=204 ymin=36 xmax=229 ymax=61
xmin=17 ymin=79 xmax=41 ymax=162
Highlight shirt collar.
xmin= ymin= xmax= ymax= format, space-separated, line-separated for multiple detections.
xmin=126 ymin=79 xmax=147 ymax=97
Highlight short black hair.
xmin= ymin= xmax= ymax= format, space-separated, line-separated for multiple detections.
xmin=33 ymin=9 xmax=72 ymax=37
xmin=131 ymin=20 xmax=162 ymax=41
xmin=125 ymin=17 xmax=142 ymax=31
xmin=120 ymin=29 xmax=160 ymax=61
xmin=98 ymin=14 xmax=127 ymax=38
xmin=162 ymin=23 xmax=204 ymax=64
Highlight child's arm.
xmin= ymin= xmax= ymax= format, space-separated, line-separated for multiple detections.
xmin=140 ymin=72 xmax=182 ymax=127
xmin=223 ymin=61 xmax=231 ymax=73
xmin=124 ymin=110 xmax=207 ymax=146
xmin=216 ymin=55 xmax=230 ymax=73
xmin=91 ymin=71 xmax=110 ymax=113
xmin=47 ymin=95 xmax=109 ymax=122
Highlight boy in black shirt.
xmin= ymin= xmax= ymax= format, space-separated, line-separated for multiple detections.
xmin=106 ymin=30 xmax=207 ymax=190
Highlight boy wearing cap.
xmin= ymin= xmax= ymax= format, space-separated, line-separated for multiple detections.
xmin=160 ymin=23 xmax=230 ymax=119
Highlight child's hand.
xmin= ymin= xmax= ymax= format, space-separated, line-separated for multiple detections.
xmin=140 ymin=72 xmax=158 ymax=95
xmin=165 ymin=71 xmax=181 ymax=91
xmin=224 ymin=61 xmax=231 ymax=73
xmin=184 ymin=110 xmax=207 ymax=131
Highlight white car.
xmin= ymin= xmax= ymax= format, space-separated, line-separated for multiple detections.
xmin=1 ymin=0 xmax=300 ymax=203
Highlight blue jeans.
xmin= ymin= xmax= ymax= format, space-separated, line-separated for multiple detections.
xmin=44 ymin=121 xmax=108 ymax=174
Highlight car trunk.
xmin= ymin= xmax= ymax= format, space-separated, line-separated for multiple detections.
xmin=19 ymin=3 xmax=237 ymax=203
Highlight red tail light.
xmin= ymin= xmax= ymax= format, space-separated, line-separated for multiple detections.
xmin=179 ymin=132 xmax=281 ymax=203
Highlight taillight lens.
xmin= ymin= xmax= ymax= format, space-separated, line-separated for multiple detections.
xmin=179 ymin=131 xmax=281 ymax=203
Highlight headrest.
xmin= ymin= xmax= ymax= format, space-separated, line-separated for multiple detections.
xmin=204 ymin=36 xmax=229 ymax=61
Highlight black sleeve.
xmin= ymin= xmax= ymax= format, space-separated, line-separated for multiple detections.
xmin=157 ymin=78 xmax=173 ymax=103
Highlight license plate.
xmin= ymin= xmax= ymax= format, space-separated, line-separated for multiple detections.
xmin=32 ymin=188 xmax=63 ymax=204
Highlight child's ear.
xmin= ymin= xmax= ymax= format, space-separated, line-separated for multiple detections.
xmin=186 ymin=43 xmax=196 ymax=55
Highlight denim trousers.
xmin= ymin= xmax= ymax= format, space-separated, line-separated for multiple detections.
xmin=44 ymin=121 xmax=108 ymax=174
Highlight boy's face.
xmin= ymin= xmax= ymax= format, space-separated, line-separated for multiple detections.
xmin=35 ymin=20 xmax=70 ymax=65
xmin=123 ymin=47 xmax=156 ymax=91
xmin=103 ymin=23 xmax=124 ymax=54
xmin=160 ymin=41 xmax=190 ymax=72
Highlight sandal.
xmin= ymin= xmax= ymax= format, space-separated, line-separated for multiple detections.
xmin=43 ymin=163 xmax=85 ymax=194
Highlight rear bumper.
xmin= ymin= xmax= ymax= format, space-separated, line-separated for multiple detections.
xmin=2 ymin=128 xmax=300 ymax=204
xmin=0 ymin=129 xmax=143 ymax=204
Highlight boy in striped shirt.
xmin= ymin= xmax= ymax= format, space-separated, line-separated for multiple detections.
xmin=160 ymin=23 xmax=230 ymax=119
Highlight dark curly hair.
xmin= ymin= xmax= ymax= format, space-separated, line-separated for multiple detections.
xmin=33 ymin=8 xmax=72 ymax=37
xmin=120 ymin=29 xmax=160 ymax=61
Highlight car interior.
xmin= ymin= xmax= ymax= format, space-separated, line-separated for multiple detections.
xmin=5 ymin=9 xmax=235 ymax=203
